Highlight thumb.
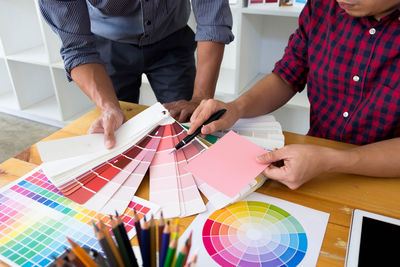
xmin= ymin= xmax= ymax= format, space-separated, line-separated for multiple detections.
xmin=103 ymin=120 xmax=116 ymax=149
xmin=256 ymin=149 xmax=284 ymax=164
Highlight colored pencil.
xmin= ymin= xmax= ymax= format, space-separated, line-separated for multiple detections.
xmin=141 ymin=216 xmax=151 ymax=267
xmin=134 ymin=208 xmax=142 ymax=248
xmin=163 ymin=235 xmax=178 ymax=267
xmin=115 ymin=212 xmax=139 ymax=267
xmin=110 ymin=215 xmax=132 ymax=267
xmin=158 ymin=211 xmax=165 ymax=258
xmin=150 ymin=215 xmax=157 ymax=267
xmin=182 ymin=232 xmax=192 ymax=266
xmin=66 ymin=237 xmax=98 ymax=267
xmin=171 ymin=219 xmax=179 ymax=240
xmin=174 ymin=238 xmax=189 ymax=267
xmin=53 ymin=255 xmax=71 ymax=267
xmin=99 ymin=219 xmax=125 ymax=267
xmin=92 ymin=220 xmax=119 ymax=267
xmin=184 ymin=250 xmax=198 ymax=267
xmin=159 ymin=220 xmax=170 ymax=267
xmin=65 ymin=248 xmax=86 ymax=267
xmin=88 ymin=248 xmax=108 ymax=267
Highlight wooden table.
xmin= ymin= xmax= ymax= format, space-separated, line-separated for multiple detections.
xmin=1 ymin=102 xmax=400 ymax=266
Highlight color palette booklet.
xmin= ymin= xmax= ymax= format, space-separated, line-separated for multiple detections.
xmin=37 ymin=102 xmax=265 ymax=219
xmin=178 ymin=192 xmax=329 ymax=267
xmin=0 ymin=167 xmax=159 ymax=267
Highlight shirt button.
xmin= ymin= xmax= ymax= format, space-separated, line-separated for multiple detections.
xmin=146 ymin=20 xmax=151 ymax=26
xmin=369 ymin=28 xmax=376 ymax=35
xmin=353 ymin=75 xmax=360 ymax=82
xmin=343 ymin=112 xmax=349 ymax=118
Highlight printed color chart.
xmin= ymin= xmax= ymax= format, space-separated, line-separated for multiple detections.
xmin=202 ymin=201 xmax=307 ymax=267
xmin=0 ymin=167 xmax=159 ymax=267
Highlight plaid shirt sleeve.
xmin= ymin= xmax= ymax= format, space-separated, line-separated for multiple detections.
xmin=272 ymin=0 xmax=312 ymax=93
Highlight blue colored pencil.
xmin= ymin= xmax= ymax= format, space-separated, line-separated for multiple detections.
xmin=160 ymin=220 xmax=171 ymax=267
xmin=141 ymin=216 xmax=151 ymax=267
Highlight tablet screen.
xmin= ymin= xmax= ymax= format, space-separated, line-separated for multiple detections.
xmin=358 ymin=216 xmax=400 ymax=266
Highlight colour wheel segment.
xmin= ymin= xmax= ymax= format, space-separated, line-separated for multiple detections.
xmin=202 ymin=201 xmax=308 ymax=267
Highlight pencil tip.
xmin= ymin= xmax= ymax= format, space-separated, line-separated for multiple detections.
xmin=91 ymin=220 xmax=98 ymax=231
xmin=115 ymin=210 xmax=119 ymax=217
xmin=109 ymin=214 xmax=113 ymax=221
xmin=143 ymin=216 xmax=147 ymax=222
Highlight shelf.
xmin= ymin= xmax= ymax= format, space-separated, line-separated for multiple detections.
xmin=242 ymin=5 xmax=304 ymax=17
xmin=0 ymin=0 xmax=44 ymax=55
xmin=21 ymin=96 xmax=61 ymax=122
xmin=0 ymin=38 xmax=4 ymax=58
xmin=7 ymin=60 xmax=54 ymax=109
xmin=51 ymin=60 xmax=65 ymax=69
xmin=7 ymin=45 xmax=49 ymax=66
xmin=0 ymin=91 xmax=18 ymax=111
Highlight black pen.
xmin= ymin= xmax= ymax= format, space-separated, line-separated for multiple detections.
xmin=170 ymin=108 xmax=227 ymax=153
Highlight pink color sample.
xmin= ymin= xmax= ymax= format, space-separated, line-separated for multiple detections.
xmin=186 ymin=131 xmax=268 ymax=198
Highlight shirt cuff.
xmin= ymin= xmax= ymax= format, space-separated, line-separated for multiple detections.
xmin=272 ymin=61 xmax=307 ymax=93
xmin=195 ymin=25 xmax=234 ymax=44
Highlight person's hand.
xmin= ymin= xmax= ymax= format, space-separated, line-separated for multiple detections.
xmin=188 ymin=99 xmax=241 ymax=135
xmin=256 ymin=144 xmax=333 ymax=189
xmin=163 ymin=99 xmax=201 ymax=122
xmin=87 ymin=107 xmax=126 ymax=149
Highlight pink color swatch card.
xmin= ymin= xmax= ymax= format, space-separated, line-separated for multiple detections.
xmin=187 ymin=131 xmax=269 ymax=198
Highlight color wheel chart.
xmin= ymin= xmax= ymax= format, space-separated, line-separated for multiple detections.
xmin=202 ymin=201 xmax=307 ymax=266
xmin=179 ymin=193 xmax=329 ymax=267
xmin=0 ymin=167 xmax=159 ymax=267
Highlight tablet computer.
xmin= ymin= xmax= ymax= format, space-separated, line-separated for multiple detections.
xmin=345 ymin=209 xmax=400 ymax=266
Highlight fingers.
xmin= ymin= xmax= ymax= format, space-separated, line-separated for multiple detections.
xmin=256 ymin=148 xmax=285 ymax=164
xmin=164 ymin=100 xmax=197 ymax=123
xmin=102 ymin=116 xmax=116 ymax=149
xmin=188 ymin=99 xmax=222 ymax=135
xmin=87 ymin=118 xmax=104 ymax=134
xmin=177 ymin=108 xmax=190 ymax=123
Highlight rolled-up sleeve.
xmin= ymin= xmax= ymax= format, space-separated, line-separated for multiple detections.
xmin=191 ymin=0 xmax=234 ymax=44
xmin=39 ymin=0 xmax=103 ymax=81
xmin=272 ymin=0 xmax=311 ymax=92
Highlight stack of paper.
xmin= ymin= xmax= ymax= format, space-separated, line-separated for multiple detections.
xmin=210 ymin=114 xmax=285 ymax=150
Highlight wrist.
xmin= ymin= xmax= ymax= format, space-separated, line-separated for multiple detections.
xmin=325 ymin=147 xmax=359 ymax=173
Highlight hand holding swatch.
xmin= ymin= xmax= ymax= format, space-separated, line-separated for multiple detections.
xmin=187 ymin=131 xmax=269 ymax=198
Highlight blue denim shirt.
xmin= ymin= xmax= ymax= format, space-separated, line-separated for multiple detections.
xmin=39 ymin=0 xmax=234 ymax=79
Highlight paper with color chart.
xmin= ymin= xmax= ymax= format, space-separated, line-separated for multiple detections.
xmin=0 ymin=166 xmax=160 ymax=267
xmin=179 ymin=192 xmax=330 ymax=267
xmin=187 ymin=130 xmax=269 ymax=198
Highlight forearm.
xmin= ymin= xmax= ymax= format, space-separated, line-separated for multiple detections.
xmin=232 ymin=72 xmax=296 ymax=118
xmin=326 ymin=138 xmax=400 ymax=177
xmin=192 ymin=41 xmax=225 ymax=101
xmin=71 ymin=63 xmax=120 ymax=111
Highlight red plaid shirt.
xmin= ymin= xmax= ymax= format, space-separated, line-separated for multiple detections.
xmin=273 ymin=0 xmax=400 ymax=145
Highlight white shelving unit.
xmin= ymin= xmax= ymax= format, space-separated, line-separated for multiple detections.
xmin=0 ymin=0 xmax=310 ymax=133
xmin=0 ymin=0 xmax=93 ymax=127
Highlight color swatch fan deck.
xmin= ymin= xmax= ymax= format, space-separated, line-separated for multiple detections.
xmin=38 ymin=103 xmax=270 ymax=217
